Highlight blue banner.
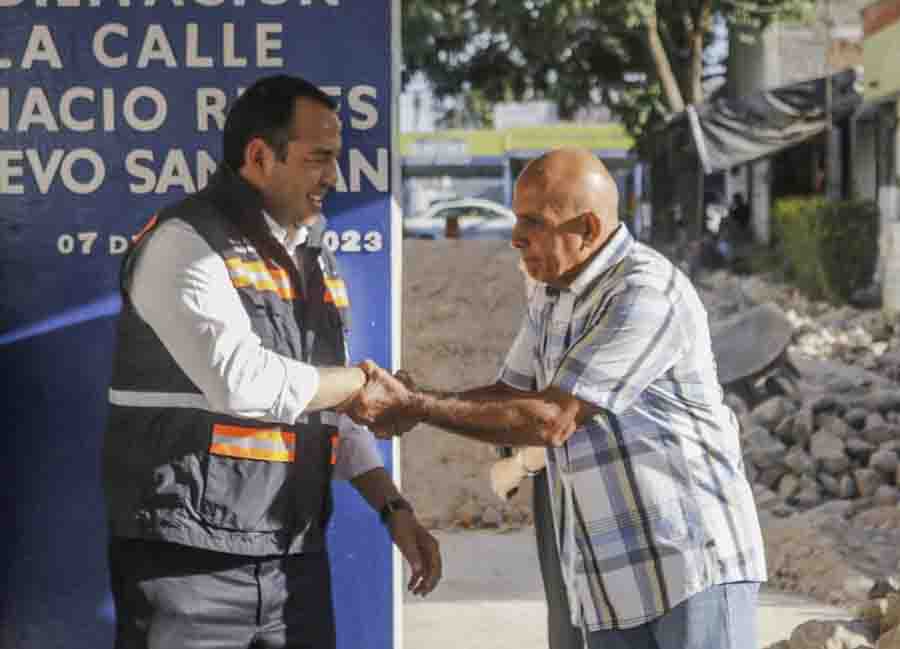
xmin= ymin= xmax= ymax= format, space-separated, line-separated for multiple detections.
xmin=0 ymin=4 xmax=397 ymax=648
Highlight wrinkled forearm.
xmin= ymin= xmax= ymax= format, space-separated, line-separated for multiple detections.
xmin=407 ymin=385 xmax=573 ymax=447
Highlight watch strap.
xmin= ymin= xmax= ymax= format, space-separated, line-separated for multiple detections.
xmin=379 ymin=497 xmax=413 ymax=525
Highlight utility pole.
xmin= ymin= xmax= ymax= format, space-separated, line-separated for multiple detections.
xmin=824 ymin=0 xmax=835 ymax=199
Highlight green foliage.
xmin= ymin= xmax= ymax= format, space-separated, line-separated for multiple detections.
xmin=772 ymin=197 xmax=828 ymax=297
xmin=403 ymin=0 xmax=649 ymax=124
xmin=817 ymin=200 xmax=880 ymax=302
xmin=773 ymin=197 xmax=878 ymax=303
xmin=734 ymin=244 xmax=783 ymax=276
xmin=402 ymin=0 xmax=814 ymax=142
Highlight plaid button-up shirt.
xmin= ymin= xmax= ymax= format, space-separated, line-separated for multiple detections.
xmin=500 ymin=225 xmax=766 ymax=631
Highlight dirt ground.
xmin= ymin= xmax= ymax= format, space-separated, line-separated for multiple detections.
xmin=400 ymin=239 xmax=533 ymax=528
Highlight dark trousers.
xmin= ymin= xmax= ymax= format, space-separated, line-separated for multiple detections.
xmin=108 ymin=539 xmax=335 ymax=649
xmin=533 ymin=470 xmax=584 ymax=649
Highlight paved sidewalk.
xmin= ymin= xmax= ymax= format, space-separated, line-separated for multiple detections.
xmin=404 ymin=529 xmax=850 ymax=649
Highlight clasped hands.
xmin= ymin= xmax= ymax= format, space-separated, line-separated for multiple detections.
xmin=339 ymin=360 xmax=420 ymax=439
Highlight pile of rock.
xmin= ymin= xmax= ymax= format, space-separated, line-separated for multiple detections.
xmin=763 ymin=578 xmax=900 ymax=649
xmin=786 ymin=306 xmax=900 ymax=376
xmin=727 ymin=349 xmax=900 ymax=607
xmin=741 ymin=386 xmax=900 ymax=518
xmin=699 ymin=268 xmax=900 ymax=380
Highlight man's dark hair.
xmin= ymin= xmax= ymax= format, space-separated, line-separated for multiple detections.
xmin=223 ymin=75 xmax=337 ymax=171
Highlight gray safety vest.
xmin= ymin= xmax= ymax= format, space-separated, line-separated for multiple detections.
xmin=103 ymin=166 xmax=351 ymax=556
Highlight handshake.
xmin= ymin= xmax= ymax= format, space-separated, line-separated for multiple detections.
xmin=338 ymin=360 xmax=422 ymax=439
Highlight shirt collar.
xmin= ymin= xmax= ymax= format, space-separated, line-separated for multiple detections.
xmin=541 ymin=224 xmax=634 ymax=299
xmin=207 ymin=165 xmax=317 ymax=254
xmin=263 ymin=211 xmax=312 ymax=256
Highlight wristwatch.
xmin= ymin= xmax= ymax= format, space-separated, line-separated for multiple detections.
xmin=379 ymin=497 xmax=413 ymax=525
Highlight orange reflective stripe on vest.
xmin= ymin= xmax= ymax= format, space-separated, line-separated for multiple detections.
xmin=209 ymin=424 xmax=296 ymax=462
xmin=224 ymin=257 xmax=296 ymax=300
xmin=330 ymin=432 xmax=340 ymax=465
xmin=323 ymin=277 xmax=349 ymax=307
xmin=132 ymin=213 xmax=159 ymax=243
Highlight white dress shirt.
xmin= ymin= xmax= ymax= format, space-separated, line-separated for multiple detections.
xmin=130 ymin=214 xmax=382 ymax=481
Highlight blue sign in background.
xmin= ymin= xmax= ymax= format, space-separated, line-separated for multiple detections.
xmin=0 ymin=5 xmax=397 ymax=648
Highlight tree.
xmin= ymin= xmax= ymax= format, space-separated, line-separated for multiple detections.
xmin=403 ymin=0 xmax=813 ymax=141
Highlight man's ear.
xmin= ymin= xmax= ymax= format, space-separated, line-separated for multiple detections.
xmin=582 ymin=211 xmax=603 ymax=247
xmin=244 ymin=138 xmax=271 ymax=175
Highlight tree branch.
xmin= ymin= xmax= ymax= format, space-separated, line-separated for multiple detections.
xmin=645 ymin=2 xmax=685 ymax=113
xmin=687 ymin=1 xmax=711 ymax=104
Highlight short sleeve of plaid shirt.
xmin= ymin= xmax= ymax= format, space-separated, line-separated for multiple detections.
xmin=551 ymin=285 xmax=688 ymax=415
xmin=498 ymin=312 xmax=539 ymax=391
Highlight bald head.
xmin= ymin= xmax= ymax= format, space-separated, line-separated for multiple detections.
xmin=516 ymin=148 xmax=619 ymax=230
xmin=511 ymin=149 xmax=622 ymax=287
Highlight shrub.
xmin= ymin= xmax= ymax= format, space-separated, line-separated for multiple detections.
xmin=818 ymin=200 xmax=880 ymax=301
xmin=735 ymin=245 xmax=785 ymax=277
xmin=772 ymin=197 xmax=878 ymax=303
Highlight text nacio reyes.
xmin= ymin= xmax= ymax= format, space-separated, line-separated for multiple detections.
xmin=0 ymin=86 xmax=380 ymax=133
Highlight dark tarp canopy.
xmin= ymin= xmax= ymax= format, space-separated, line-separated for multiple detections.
xmin=678 ymin=69 xmax=862 ymax=173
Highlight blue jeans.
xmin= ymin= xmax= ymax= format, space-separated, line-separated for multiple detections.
xmin=585 ymin=582 xmax=760 ymax=649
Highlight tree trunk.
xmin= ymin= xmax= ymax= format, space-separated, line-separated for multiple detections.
xmin=645 ymin=4 xmax=684 ymax=113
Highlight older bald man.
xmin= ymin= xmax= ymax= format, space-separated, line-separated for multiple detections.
xmin=345 ymin=148 xmax=767 ymax=649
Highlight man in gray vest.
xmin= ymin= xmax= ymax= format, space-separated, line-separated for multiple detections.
xmin=104 ymin=75 xmax=441 ymax=649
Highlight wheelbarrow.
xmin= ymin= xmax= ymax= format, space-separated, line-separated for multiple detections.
xmin=710 ymin=301 xmax=798 ymax=409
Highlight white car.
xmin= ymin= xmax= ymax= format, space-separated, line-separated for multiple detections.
xmin=403 ymin=198 xmax=517 ymax=240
